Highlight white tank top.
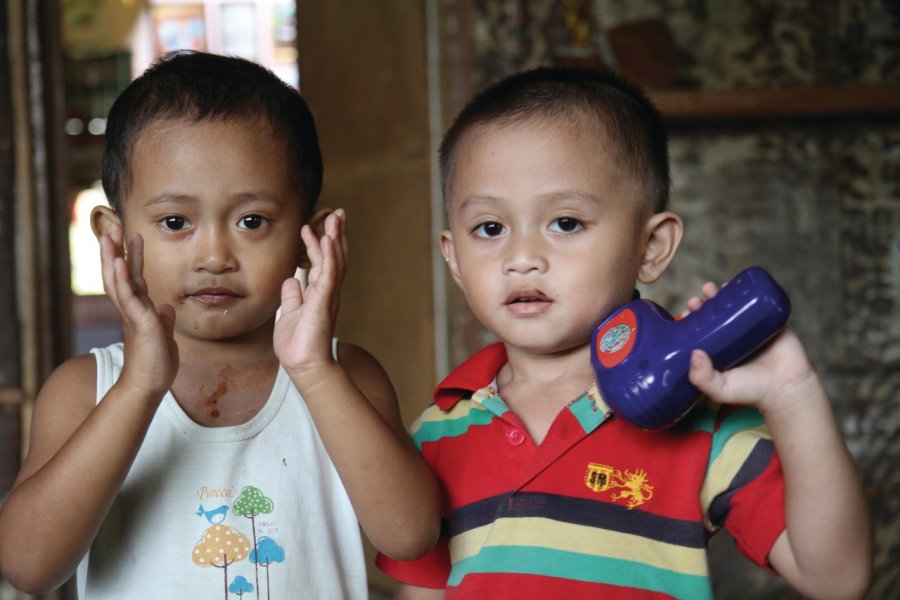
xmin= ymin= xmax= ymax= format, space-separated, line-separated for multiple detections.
xmin=76 ymin=342 xmax=367 ymax=599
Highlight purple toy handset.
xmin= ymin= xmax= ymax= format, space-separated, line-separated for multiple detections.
xmin=591 ymin=266 xmax=791 ymax=430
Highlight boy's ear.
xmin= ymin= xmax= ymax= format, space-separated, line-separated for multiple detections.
xmin=297 ymin=207 xmax=333 ymax=269
xmin=637 ymin=211 xmax=683 ymax=284
xmin=90 ymin=205 xmax=120 ymax=240
xmin=439 ymin=230 xmax=464 ymax=288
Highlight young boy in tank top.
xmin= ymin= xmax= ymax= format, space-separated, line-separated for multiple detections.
xmin=0 ymin=51 xmax=439 ymax=599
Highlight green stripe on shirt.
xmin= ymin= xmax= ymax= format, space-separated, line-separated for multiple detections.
xmin=411 ymin=406 xmax=497 ymax=449
xmin=448 ymin=545 xmax=712 ymax=599
xmin=709 ymin=406 xmax=767 ymax=467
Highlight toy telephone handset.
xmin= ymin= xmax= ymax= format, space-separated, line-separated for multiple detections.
xmin=590 ymin=266 xmax=791 ymax=430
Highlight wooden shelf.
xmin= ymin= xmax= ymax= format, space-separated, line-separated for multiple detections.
xmin=648 ymin=83 xmax=900 ymax=122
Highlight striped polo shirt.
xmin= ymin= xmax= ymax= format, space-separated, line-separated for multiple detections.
xmin=378 ymin=343 xmax=786 ymax=598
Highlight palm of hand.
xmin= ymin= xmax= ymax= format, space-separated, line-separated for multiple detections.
xmin=273 ymin=211 xmax=347 ymax=375
xmin=99 ymin=223 xmax=178 ymax=397
xmin=273 ymin=275 xmax=334 ymax=372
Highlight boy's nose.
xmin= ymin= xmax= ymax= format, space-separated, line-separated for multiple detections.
xmin=193 ymin=228 xmax=237 ymax=273
xmin=502 ymin=231 xmax=547 ymax=274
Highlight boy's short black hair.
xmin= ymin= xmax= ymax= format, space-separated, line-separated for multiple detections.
xmin=439 ymin=66 xmax=670 ymax=213
xmin=101 ymin=50 xmax=322 ymax=215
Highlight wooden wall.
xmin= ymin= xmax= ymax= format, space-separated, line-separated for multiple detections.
xmin=297 ymin=2 xmax=436 ymax=594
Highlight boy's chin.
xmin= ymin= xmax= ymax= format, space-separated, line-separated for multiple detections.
xmin=175 ymin=316 xmax=274 ymax=342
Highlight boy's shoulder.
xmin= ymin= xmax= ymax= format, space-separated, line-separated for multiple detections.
xmin=14 ymin=352 xmax=98 ymax=482
xmin=336 ymin=340 xmax=390 ymax=389
xmin=43 ymin=352 xmax=98 ymax=402
xmin=334 ymin=340 xmax=401 ymax=421
xmin=37 ymin=352 xmax=99 ymax=416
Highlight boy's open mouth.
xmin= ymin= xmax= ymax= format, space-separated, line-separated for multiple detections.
xmin=189 ymin=287 xmax=241 ymax=306
xmin=505 ymin=290 xmax=552 ymax=314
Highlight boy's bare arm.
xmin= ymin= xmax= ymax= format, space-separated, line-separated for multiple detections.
xmin=0 ymin=357 xmax=166 ymax=593
xmin=274 ymin=210 xmax=440 ymax=560
xmin=0 ymin=225 xmax=178 ymax=593
xmin=688 ymin=288 xmax=872 ymax=599
xmin=321 ymin=342 xmax=441 ymax=560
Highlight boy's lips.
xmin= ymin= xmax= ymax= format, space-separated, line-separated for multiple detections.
xmin=188 ymin=287 xmax=241 ymax=306
xmin=504 ymin=289 xmax=552 ymax=316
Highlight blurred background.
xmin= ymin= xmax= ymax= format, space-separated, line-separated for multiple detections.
xmin=0 ymin=1 xmax=897 ymax=598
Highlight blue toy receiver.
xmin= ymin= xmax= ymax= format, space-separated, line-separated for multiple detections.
xmin=590 ymin=266 xmax=791 ymax=430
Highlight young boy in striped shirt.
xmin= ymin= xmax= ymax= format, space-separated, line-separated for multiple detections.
xmin=377 ymin=66 xmax=871 ymax=599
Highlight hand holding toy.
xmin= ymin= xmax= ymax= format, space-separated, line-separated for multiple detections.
xmin=591 ymin=266 xmax=791 ymax=430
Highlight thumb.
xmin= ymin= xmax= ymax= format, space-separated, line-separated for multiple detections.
xmin=688 ymin=349 xmax=724 ymax=398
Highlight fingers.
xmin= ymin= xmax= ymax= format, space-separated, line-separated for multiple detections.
xmin=302 ymin=224 xmax=323 ymax=275
xmin=304 ymin=209 xmax=349 ymax=291
xmin=112 ymin=253 xmax=146 ymax=316
xmin=99 ymin=224 xmax=156 ymax=326
xmin=327 ymin=210 xmax=348 ymax=293
xmin=700 ymin=281 xmax=719 ymax=299
xmin=687 ymin=295 xmax=705 ymax=311
xmin=688 ymin=348 xmax=765 ymax=406
xmin=126 ymin=234 xmax=148 ymax=294
xmin=328 ymin=208 xmax=349 ymax=268
xmin=315 ymin=233 xmax=338 ymax=300
xmin=679 ymin=280 xmax=722 ymax=317
xmin=280 ymin=277 xmax=304 ymax=314
xmin=309 ymin=210 xmax=347 ymax=273
xmin=98 ymin=223 xmax=124 ymax=303
xmin=107 ymin=219 xmax=124 ymax=250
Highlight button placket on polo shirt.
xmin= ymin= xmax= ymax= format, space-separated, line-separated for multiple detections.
xmin=507 ymin=387 xmax=613 ymax=496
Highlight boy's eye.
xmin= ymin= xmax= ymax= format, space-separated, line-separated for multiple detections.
xmin=160 ymin=215 xmax=190 ymax=231
xmin=549 ymin=217 xmax=583 ymax=233
xmin=237 ymin=214 xmax=267 ymax=230
xmin=472 ymin=221 xmax=506 ymax=238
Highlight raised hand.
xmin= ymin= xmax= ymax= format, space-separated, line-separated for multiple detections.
xmin=98 ymin=222 xmax=178 ymax=398
xmin=684 ymin=281 xmax=818 ymax=415
xmin=273 ymin=209 xmax=349 ymax=379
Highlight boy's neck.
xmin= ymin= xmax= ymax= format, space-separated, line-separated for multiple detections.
xmin=495 ymin=343 xmax=596 ymax=445
xmin=498 ymin=343 xmax=592 ymax=386
xmin=176 ymin=333 xmax=279 ymax=369
xmin=170 ymin=333 xmax=282 ymax=427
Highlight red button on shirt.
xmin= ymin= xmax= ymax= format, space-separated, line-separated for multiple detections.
xmin=506 ymin=429 xmax=526 ymax=445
